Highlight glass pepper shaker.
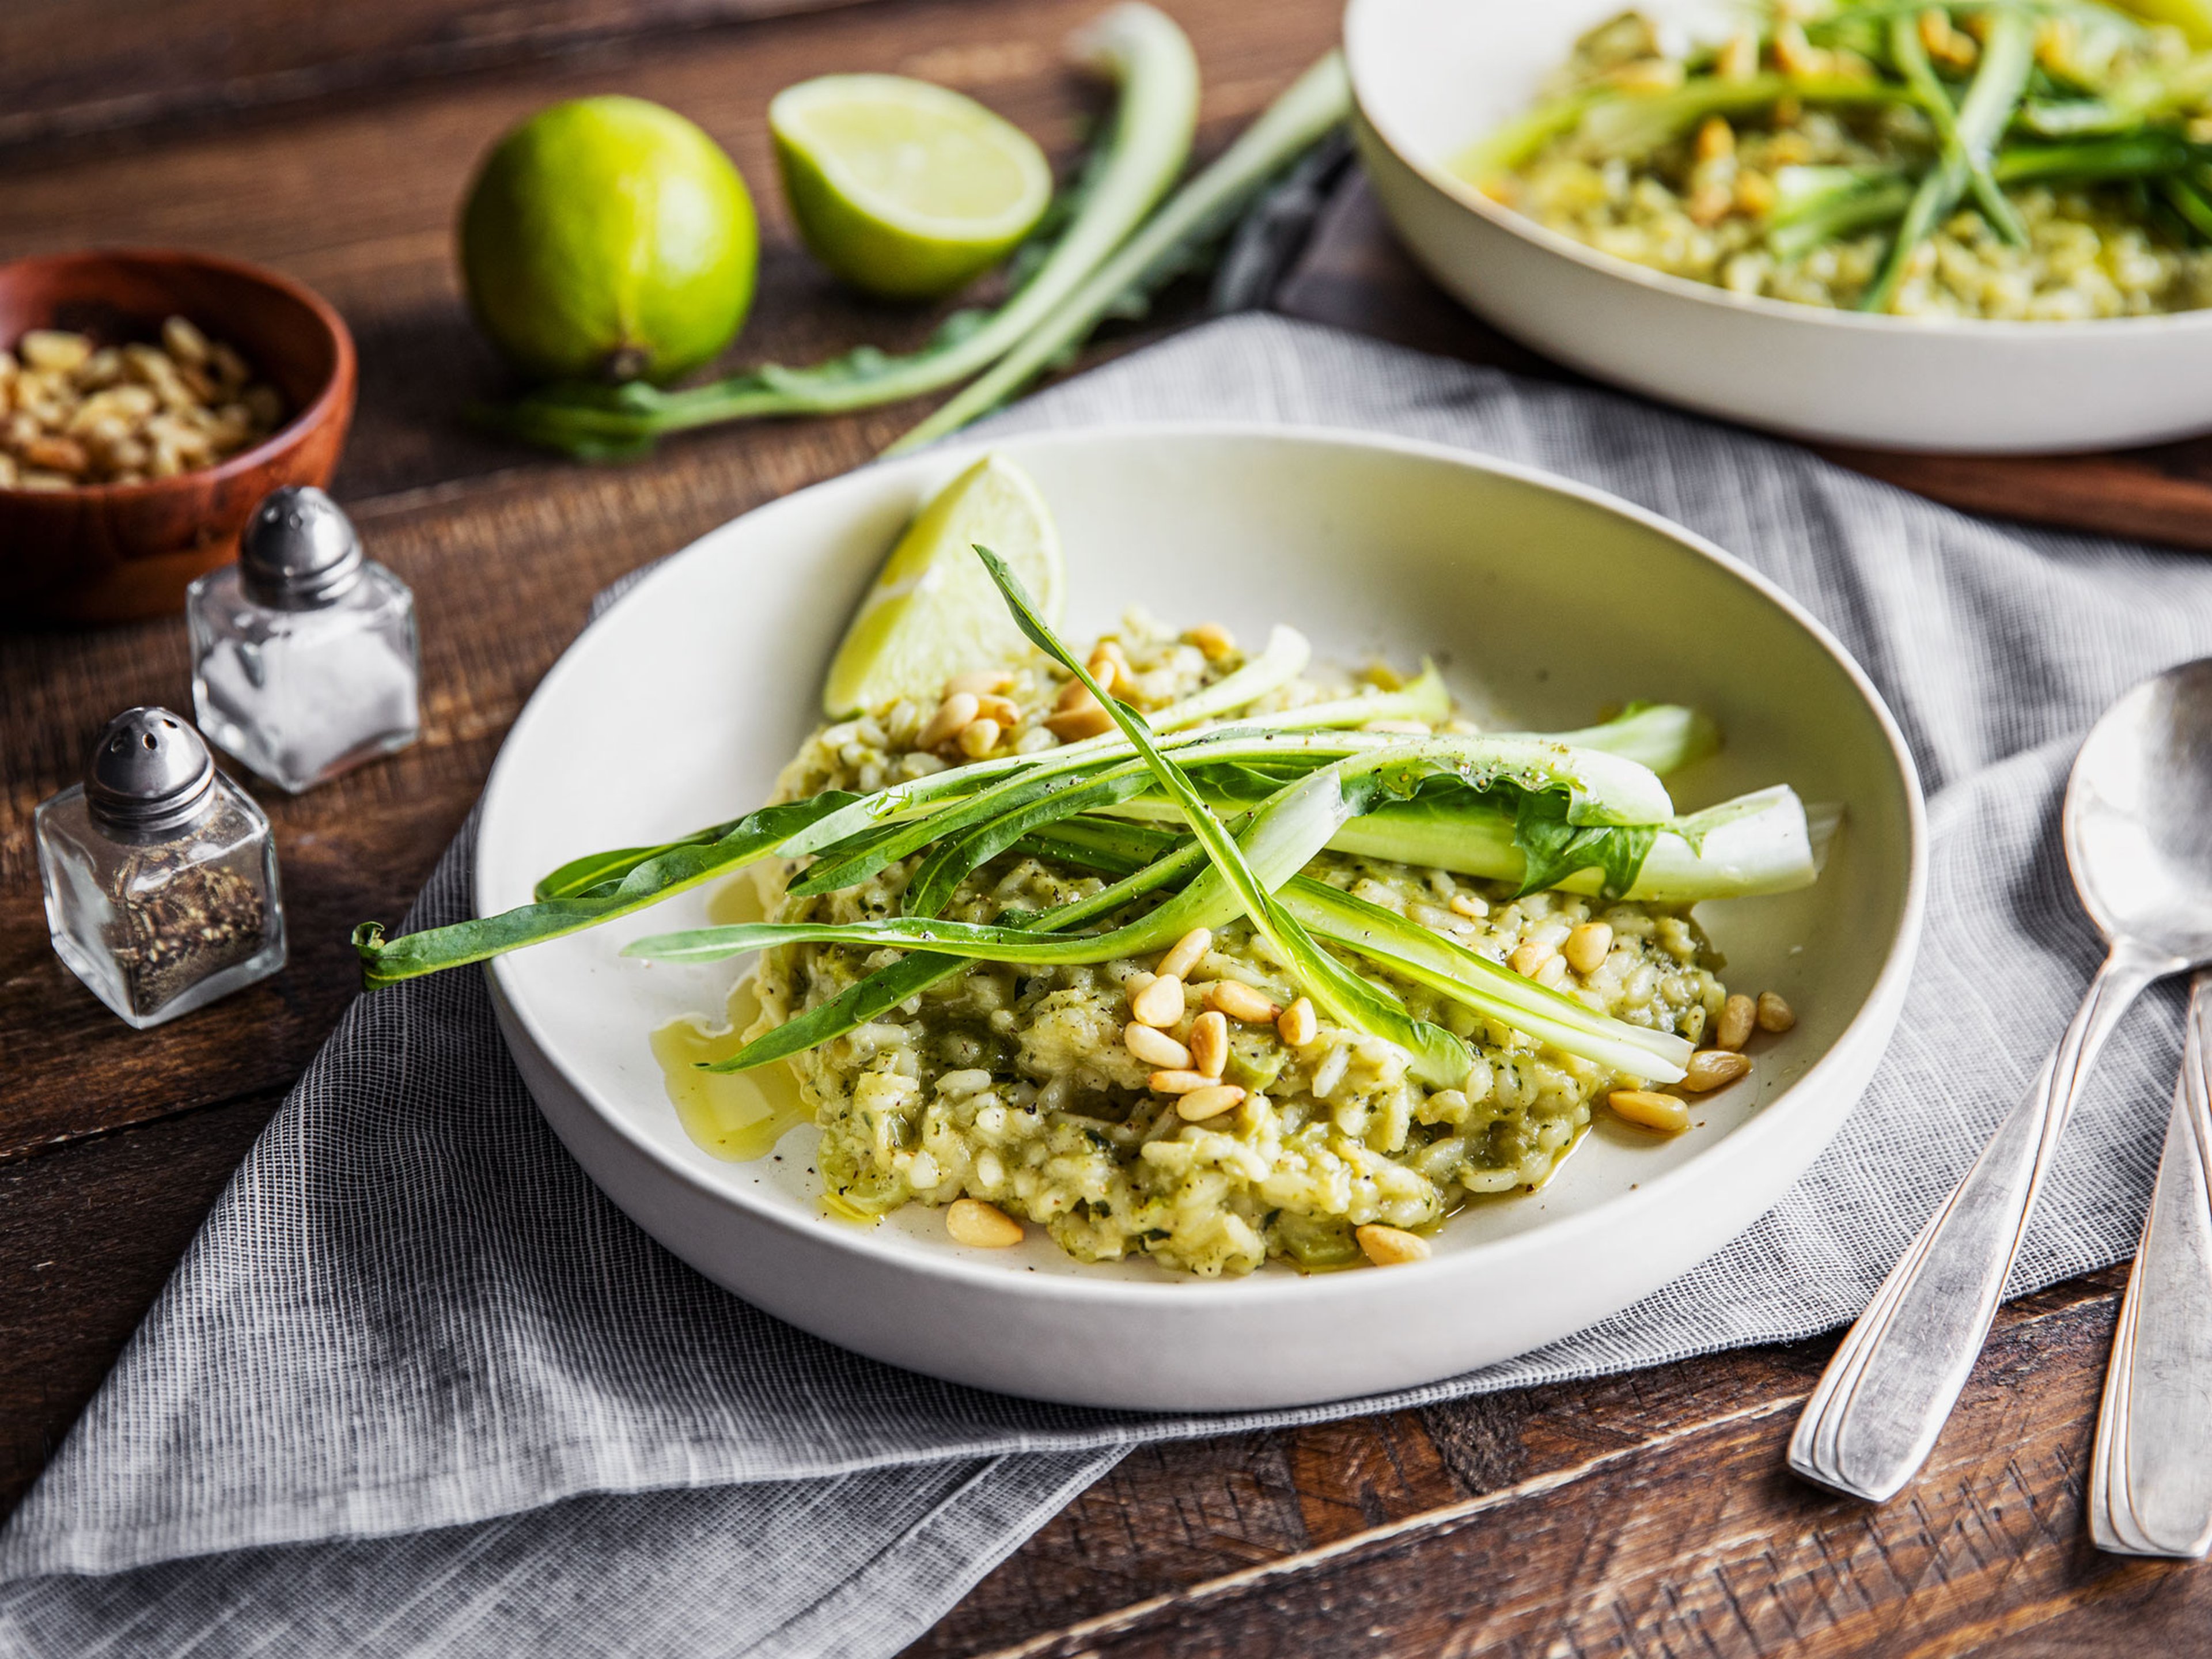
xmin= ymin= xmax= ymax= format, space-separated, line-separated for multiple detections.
xmin=35 ymin=707 xmax=287 ymax=1029
xmin=185 ymin=485 xmax=421 ymax=794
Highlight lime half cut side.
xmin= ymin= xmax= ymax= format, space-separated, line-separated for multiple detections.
xmin=771 ymin=74 xmax=1053 ymax=300
xmin=821 ymin=454 xmax=1066 ymax=717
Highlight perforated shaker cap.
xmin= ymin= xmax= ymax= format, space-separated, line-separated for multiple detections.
xmin=84 ymin=707 xmax=218 ymax=835
xmin=239 ymin=485 xmax=363 ymax=609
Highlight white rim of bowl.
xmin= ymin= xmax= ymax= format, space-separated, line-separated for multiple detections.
xmin=1342 ymin=0 xmax=2212 ymax=341
xmin=479 ymin=420 xmax=1930 ymax=1311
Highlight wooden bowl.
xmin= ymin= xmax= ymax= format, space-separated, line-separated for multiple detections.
xmin=0 ymin=249 xmax=356 ymax=625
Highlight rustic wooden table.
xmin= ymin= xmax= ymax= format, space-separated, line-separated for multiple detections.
xmin=3 ymin=2 xmax=2206 ymax=1652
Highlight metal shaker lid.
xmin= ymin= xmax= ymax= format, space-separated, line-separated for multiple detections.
xmin=85 ymin=707 xmax=218 ymax=835
xmin=239 ymin=485 xmax=363 ymax=609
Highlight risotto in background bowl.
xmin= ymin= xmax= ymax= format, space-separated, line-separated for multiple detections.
xmin=475 ymin=425 xmax=1925 ymax=1410
xmin=1346 ymin=0 xmax=2212 ymax=452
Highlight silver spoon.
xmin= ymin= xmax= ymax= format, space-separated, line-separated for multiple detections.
xmin=2090 ymin=967 xmax=2212 ymax=1558
xmin=1790 ymin=658 xmax=2212 ymax=1504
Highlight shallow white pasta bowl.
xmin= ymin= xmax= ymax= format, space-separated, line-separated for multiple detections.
xmin=477 ymin=424 xmax=1926 ymax=1411
xmin=1345 ymin=0 xmax=2212 ymax=453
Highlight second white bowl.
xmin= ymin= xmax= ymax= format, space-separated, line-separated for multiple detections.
xmin=1345 ymin=0 xmax=2212 ymax=453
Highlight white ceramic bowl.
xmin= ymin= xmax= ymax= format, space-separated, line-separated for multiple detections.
xmin=478 ymin=425 xmax=1926 ymax=1411
xmin=1346 ymin=0 xmax=2212 ymax=453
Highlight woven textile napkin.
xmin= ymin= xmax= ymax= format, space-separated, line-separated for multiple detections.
xmin=7 ymin=313 xmax=2212 ymax=1657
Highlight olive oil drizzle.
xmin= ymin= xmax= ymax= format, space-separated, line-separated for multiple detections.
xmin=650 ymin=875 xmax=811 ymax=1162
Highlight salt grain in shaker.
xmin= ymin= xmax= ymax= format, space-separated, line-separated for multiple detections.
xmin=35 ymin=707 xmax=287 ymax=1029
xmin=186 ymin=486 xmax=421 ymax=793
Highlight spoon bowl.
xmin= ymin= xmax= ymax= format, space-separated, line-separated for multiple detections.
xmin=2067 ymin=659 xmax=2212 ymax=966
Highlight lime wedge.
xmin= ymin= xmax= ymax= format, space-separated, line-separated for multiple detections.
xmin=823 ymin=454 xmax=1065 ymax=716
xmin=770 ymin=74 xmax=1052 ymax=300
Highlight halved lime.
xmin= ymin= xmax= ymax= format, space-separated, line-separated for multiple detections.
xmin=770 ymin=75 xmax=1052 ymax=301
xmin=822 ymin=454 xmax=1064 ymax=716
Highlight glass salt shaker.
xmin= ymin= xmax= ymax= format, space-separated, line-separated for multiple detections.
xmin=186 ymin=485 xmax=421 ymax=794
xmin=35 ymin=707 xmax=287 ymax=1030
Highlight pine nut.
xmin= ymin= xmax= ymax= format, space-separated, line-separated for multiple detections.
xmin=1715 ymin=994 xmax=1756 ymax=1052
xmin=946 ymin=669 xmax=1013 ymax=697
xmin=1277 ymin=997 xmax=1317 ymax=1048
xmin=161 ymin=315 xmax=211 ymax=366
xmin=945 ymin=1198 xmax=1023 ymax=1248
xmin=1150 ymin=1070 xmax=1216 ymax=1094
xmin=921 ymin=692 xmax=980 ymax=749
xmin=1681 ymin=1050 xmax=1752 ymax=1093
xmin=1718 ymin=31 xmax=1758 ymax=79
xmin=1189 ymin=1010 xmax=1229 ymax=1078
xmin=23 ymin=435 xmax=86 ymax=476
xmin=1176 ymin=1083 xmax=1246 ymax=1122
xmin=1687 ymin=182 xmax=1735 ymax=226
xmin=1773 ymin=19 xmax=1829 ymax=75
xmin=1131 ymin=973 xmax=1184 ymax=1027
xmin=20 ymin=331 xmax=90 ymax=373
xmin=1086 ymin=641 xmax=1130 ymax=695
xmin=1563 ymin=922 xmax=1613 ymax=975
xmin=955 ymin=717 xmax=1002 ymax=759
xmin=1205 ymin=980 xmax=1279 ymax=1024
xmin=1695 ymin=116 xmax=1734 ymax=162
xmin=1509 ymin=941 xmax=1554 ymax=978
xmin=1448 ymin=892 xmax=1487 ymax=921
xmin=1356 ymin=1224 xmax=1431 ymax=1266
xmin=1157 ymin=927 xmax=1211 ymax=981
xmin=1609 ymin=1090 xmax=1690 ymax=1133
xmin=973 ymin=694 xmax=1020 ymax=725
xmin=1044 ymin=696 xmax=1113 ymax=742
xmin=1124 ymin=1023 xmax=1191 ymax=1070
xmin=1607 ymin=57 xmax=1684 ymax=91
xmin=2035 ymin=16 xmax=2074 ymax=71
xmin=1756 ymin=991 xmax=1797 ymax=1033
xmin=1189 ymin=623 xmax=1236 ymax=661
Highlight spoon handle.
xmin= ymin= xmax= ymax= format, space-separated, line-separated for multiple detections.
xmin=1789 ymin=941 xmax=2171 ymax=1503
xmin=2091 ymin=970 xmax=2212 ymax=1558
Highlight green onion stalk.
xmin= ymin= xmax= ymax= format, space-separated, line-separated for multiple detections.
xmin=885 ymin=50 xmax=1355 ymax=452
xmin=1862 ymin=7 xmax=2038 ymax=310
xmin=618 ymin=552 xmax=1825 ymax=1085
xmin=478 ymin=3 xmax=1200 ymax=459
xmin=355 ymin=556 xmax=1825 ymax=1082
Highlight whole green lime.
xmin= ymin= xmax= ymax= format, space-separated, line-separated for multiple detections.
xmin=460 ymin=96 xmax=757 ymax=383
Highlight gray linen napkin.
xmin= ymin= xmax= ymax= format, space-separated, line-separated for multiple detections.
xmin=5 ymin=313 xmax=2211 ymax=1657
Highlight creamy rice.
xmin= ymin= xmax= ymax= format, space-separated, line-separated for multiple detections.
xmin=743 ymin=614 xmax=1728 ymax=1278
xmin=1483 ymin=9 xmax=2212 ymax=319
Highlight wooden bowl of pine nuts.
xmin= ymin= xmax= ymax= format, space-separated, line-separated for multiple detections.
xmin=0 ymin=248 xmax=355 ymax=625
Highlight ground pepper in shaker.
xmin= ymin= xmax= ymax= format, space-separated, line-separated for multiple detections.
xmin=35 ymin=707 xmax=287 ymax=1029
xmin=186 ymin=484 xmax=421 ymax=793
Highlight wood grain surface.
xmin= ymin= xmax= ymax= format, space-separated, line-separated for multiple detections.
xmin=0 ymin=2 xmax=2198 ymax=1654
xmin=0 ymin=0 xmax=878 ymax=153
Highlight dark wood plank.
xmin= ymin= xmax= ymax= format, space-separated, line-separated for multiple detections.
xmin=1276 ymin=177 xmax=2212 ymax=552
xmin=0 ymin=0 xmax=882 ymax=156
xmin=0 ymin=1093 xmax=282 ymax=1514
xmin=911 ymin=1272 xmax=2161 ymax=1659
